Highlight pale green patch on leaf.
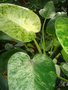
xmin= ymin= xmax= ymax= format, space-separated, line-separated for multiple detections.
xmin=0 ymin=4 xmax=41 ymax=42
xmin=55 ymin=17 xmax=68 ymax=54
xmin=55 ymin=65 xmax=60 ymax=77
xmin=39 ymin=1 xmax=55 ymax=19
xmin=8 ymin=52 xmax=56 ymax=90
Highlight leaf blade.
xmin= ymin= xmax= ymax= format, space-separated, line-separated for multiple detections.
xmin=55 ymin=17 xmax=68 ymax=54
xmin=8 ymin=52 xmax=56 ymax=90
xmin=39 ymin=1 xmax=55 ymax=19
xmin=0 ymin=4 xmax=41 ymax=42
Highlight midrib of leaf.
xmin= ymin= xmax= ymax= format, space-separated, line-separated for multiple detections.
xmin=7 ymin=15 xmax=36 ymax=32
xmin=0 ymin=14 xmax=36 ymax=33
xmin=0 ymin=4 xmax=39 ymax=33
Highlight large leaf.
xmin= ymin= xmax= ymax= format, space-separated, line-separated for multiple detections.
xmin=39 ymin=1 xmax=55 ymax=19
xmin=55 ymin=17 xmax=68 ymax=54
xmin=8 ymin=52 xmax=56 ymax=90
xmin=0 ymin=4 xmax=41 ymax=42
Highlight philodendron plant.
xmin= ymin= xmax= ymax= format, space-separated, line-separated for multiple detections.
xmin=0 ymin=1 xmax=68 ymax=90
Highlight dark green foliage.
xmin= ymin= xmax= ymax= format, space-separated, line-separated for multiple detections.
xmin=0 ymin=0 xmax=13 ymax=3
xmin=0 ymin=48 xmax=23 ymax=74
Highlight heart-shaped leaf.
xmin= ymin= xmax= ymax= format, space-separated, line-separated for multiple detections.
xmin=0 ymin=4 xmax=41 ymax=42
xmin=39 ymin=1 xmax=55 ymax=19
xmin=55 ymin=17 xmax=68 ymax=54
xmin=8 ymin=52 xmax=56 ymax=90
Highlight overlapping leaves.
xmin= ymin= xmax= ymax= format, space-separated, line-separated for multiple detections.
xmin=8 ymin=52 xmax=56 ymax=90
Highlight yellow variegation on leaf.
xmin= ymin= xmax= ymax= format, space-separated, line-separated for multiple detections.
xmin=0 ymin=4 xmax=41 ymax=42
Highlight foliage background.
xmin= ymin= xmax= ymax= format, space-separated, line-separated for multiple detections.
xmin=0 ymin=0 xmax=68 ymax=90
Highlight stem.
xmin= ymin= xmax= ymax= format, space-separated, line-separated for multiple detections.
xmin=33 ymin=39 xmax=42 ymax=54
xmin=42 ymin=19 xmax=46 ymax=54
xmin=57 ymin=75 xmax=68 ymax=82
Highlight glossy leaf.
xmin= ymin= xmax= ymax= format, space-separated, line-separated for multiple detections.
xmin=61 ymin=49 xmax=68 ymax=62
xmin=39 ymin=1 xmax=55 ymax=19
xmin=0 ymin=4 xmax=41 ymax=42
xmin=8 ymin=52 xmax=56 ymax=90
xmin=55 ymin=17 xmax=68 ymax=54
xmin=61 ymin=63 xmax=68 ymax=77
xmin=32 ymin=54 xmax=56 ymax=90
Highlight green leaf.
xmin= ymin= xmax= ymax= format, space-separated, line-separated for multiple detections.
xmin=8 ymin=52 xmax=56 ymax=90
xmin=0 ymin=4 xmax=41 ymax=42
xmin=61 ymin=49 xmax=68 ymax=62
xmin=46 ymin=12 xmax=67 ymax=37
xmin=55 ymin=17 xmax=68 ymax=54
xmin=46 ymin=19 xmax=56 ymax=36
xmin=60 ymin=63 xmax=68 ymax=77
xmin=39 ymin=1 xmax=55 ymax=19
xmin=0 ymin=74 xmax=8 ymax=90
xmin=32 ymin=54 xmax=56 ymax=90
xmin=0 ymin=32 xmax=12 ymax=41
